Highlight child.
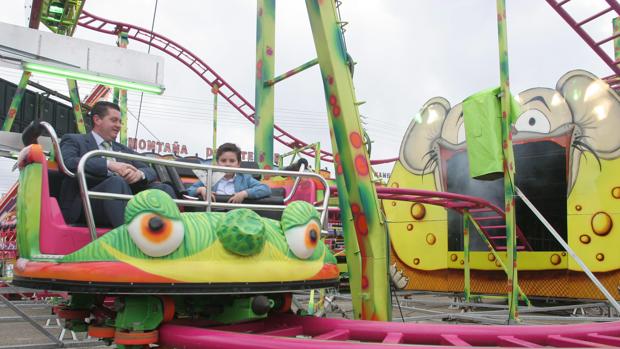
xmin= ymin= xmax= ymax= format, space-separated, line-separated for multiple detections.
xmin=187 ymin=143 xmax=271 ymax=203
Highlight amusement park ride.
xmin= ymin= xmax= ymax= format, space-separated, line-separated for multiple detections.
xmin=1 ymin=0 xmax=620 ymax=348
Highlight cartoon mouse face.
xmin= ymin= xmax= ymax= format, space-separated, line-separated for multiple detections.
xmin=399 ymin=69 xmax=620 ymax=195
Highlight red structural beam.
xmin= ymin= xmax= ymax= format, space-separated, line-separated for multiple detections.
xmin=77 ymin=10 xmax=396 ymax=166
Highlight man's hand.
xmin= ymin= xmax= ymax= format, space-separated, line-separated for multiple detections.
xmin=123 ymin=169 xmax=144 ymax=184
xmin=108 ymin=162 xmax=137 ymax=176
xmin=228 ymin=191 xmax=248 ymax=203
xmin=107 ymin=162 xmax=143 ymax=184
xmin=196 ymin=187 xmax=216 ymax=202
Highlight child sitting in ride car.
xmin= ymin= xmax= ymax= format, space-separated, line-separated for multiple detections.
xmin=187 ymin=143 xmax=271 ymax=203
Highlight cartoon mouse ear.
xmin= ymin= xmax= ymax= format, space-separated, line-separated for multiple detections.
xmin=557 ymin=69 xmax=620 ymax=159
xmin=399 ymin=97 xmax=450 ymax=174
xmin=441 ymin=102 xmax=464 ymax=145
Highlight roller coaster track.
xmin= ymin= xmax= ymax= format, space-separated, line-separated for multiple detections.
xmin=76 ymin=10 xmax=397 ymax=165
xmin=336 ymin=186 xmax=533 ymax=251
xmin=546 ymin=0 xmax=620 ymax=89
xmin=159 ymin=313 xmax=620 ymax=348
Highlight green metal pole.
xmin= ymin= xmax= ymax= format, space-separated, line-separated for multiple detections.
xmin=463 ymin=211 xmax=471 ymax=303
xmin=265 ymin=58 xmax=319 ymax=86
xmin=306 ymin=0 xmax=389 ymax=321
xmin=614 ymin=17 xmax=620 ymax=62
xmin=212 ymin=84 xmax=219 ymax=156
xmin=66 ymin=79 xmax=86 ymax=134
xmin=314 ymin=142 xmax=321 ymax=173
xmin=255 ymin=0 xmax=276 ymax=169
xmin=496 ymin=0 xmax=518 ymax=323
xmin=116 ymin=31 xmax=129 ymax=145
xmin=2 ymin=72 xmax=31 ymax=132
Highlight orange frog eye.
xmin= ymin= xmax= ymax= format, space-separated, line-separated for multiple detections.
xmin=284 ymin=219 xmax=321 ymax=260
xmin=128 ymin=213 xmax=184 ymax=257
xmin=304 ymin=221 xmax=320 ymax=249
xmin=140 ymin=214 xmax=173 ymax=243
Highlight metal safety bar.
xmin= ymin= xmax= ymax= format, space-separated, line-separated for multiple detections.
xmin=283 ymin=165 xmax=308 ymax=202
xmin=76 ymin=150 xmax=331 ymax=241
xmin=515 ymin=186 xmax=620 ymax=314
xmin=38 ymin=122 xmax=75 ymax=178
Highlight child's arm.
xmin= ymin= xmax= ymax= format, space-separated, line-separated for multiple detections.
xmin=244 ymin=176 xmax=272 ymax=199
xmin=186 ymin=179 xmax=205 ymax=197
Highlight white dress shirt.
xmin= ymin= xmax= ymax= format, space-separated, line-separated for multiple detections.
xmin=214 ymin=176 xmax=235 ymax=195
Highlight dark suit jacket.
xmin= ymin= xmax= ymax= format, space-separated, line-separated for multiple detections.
xmin=59 ymin=132 xmax=157 ymax=224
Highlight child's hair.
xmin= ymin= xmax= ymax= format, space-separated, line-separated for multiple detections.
xmin=216 ymin=143 xmax=242 ymax=162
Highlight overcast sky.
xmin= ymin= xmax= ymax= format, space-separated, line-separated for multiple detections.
xmin=0 ymin=0 xmax=613 ymax=192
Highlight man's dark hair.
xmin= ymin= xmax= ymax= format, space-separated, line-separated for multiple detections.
xmin=216 ymin=143 xmax=241 ymax=162
xmin=89 ymin=101 xmax=120 ymax=120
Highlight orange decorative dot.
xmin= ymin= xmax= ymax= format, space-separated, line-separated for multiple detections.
xmin=459 ymin=260 xmax=464 ymax=265
xmin=355 ymin=214 xmax=368 ymax=236
xmin=591 ymin=212 xmax=613 ymax=236
xmin=410 ymin=203 xmax=426 ymax=220
xmin=391 ymin=201 xmax=396 ymax=207
xmin=332 ymin=105 xmax=341 ymax=117
xmin=488 ymin=253 xmax=496 ymax=262
xmin=354 ymin=155 xmax=369 ymax=176
xmin=350 ymin=132 xmax=363 ymax=148
xmin=361 ymin=276 xmax=369 ymax=289
xmin=561 ymin=252 xmax=566 ymax=256
xmin=596 ymin=253 xmax=605 ymax=261
xmin=550 ymin=254 xmax=561 ymax=265
xmin=391 ymin=182 xmax=399 ymax=188
xmin=413 ymin=258 xmax=420 ymax=265
xmin=495 ymin=260 xmax=501 ymax=268
xmin=425 ymin=233 xmax=436 ymax=245
xmin=575 ymin=205 xmax=582 ymax=211
xmin=612 ymin=187 xmax=620 ymax=199
xmin=450 ymin=254 xmax=458 ymax=262
xmin=406 ymin=224 xmax=413 ymax=231
xmin=579 ymin=234 xmax=591 ymax=244
xmin=329 ymin=95 xmax=337 ymax=106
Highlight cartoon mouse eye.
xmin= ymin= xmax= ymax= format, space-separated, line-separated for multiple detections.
xmin=127 ymin=213 xmax=184 ymax=257
xmin=284 ymin=220 xmax=320 ymax=259
xmin=515 ymin=109 xmax=551 ymax=134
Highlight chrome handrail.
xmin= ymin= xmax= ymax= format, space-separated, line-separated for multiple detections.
xmin=77 ymin=150 xmax=331 ymax=241
xmin=37 ymin=122 xmax=75 ymax=178
xmin=283 ymin=165 xmax=307 ymax=202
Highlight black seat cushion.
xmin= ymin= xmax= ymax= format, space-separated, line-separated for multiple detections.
xmin=48 ymin=169 xmax=64 ymax=199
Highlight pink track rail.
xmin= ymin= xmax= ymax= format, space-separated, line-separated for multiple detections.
xmin=330 ymin=186 xmax=533 ymax=251
xmin=159 ymin=313 xmax=620 ymax=348
xmin=76 ymin=10 xmax=397 ymax=166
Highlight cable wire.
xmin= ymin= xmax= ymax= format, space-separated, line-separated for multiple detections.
xmin=134 ymin=0 xmax=159 ymax=140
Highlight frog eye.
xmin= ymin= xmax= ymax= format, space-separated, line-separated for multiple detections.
xmin=127 ymin=213 xmax=184 ymax=257
xmin=284 ymin=220 xmax=320 ymax=259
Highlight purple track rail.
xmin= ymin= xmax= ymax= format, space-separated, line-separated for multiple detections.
xmin=76 ymin=10 xmax=397 ymax=165
xmin=159 ymin=313 xmax=620 ymax=348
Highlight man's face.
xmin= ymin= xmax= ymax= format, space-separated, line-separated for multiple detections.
xmin=93 ymin=108 xmax=121 ymax=142
xmin=217 ymin=151 xmax=240 ymax=168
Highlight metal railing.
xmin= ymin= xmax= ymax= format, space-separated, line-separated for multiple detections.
xmin=77 ymin=150 xmax=331 ymax=241
xmin=37 ymin=122 xmax=74 ymax=178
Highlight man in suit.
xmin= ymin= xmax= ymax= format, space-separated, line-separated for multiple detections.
xmin=59 ymin=101 xmax=175 ymax=228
